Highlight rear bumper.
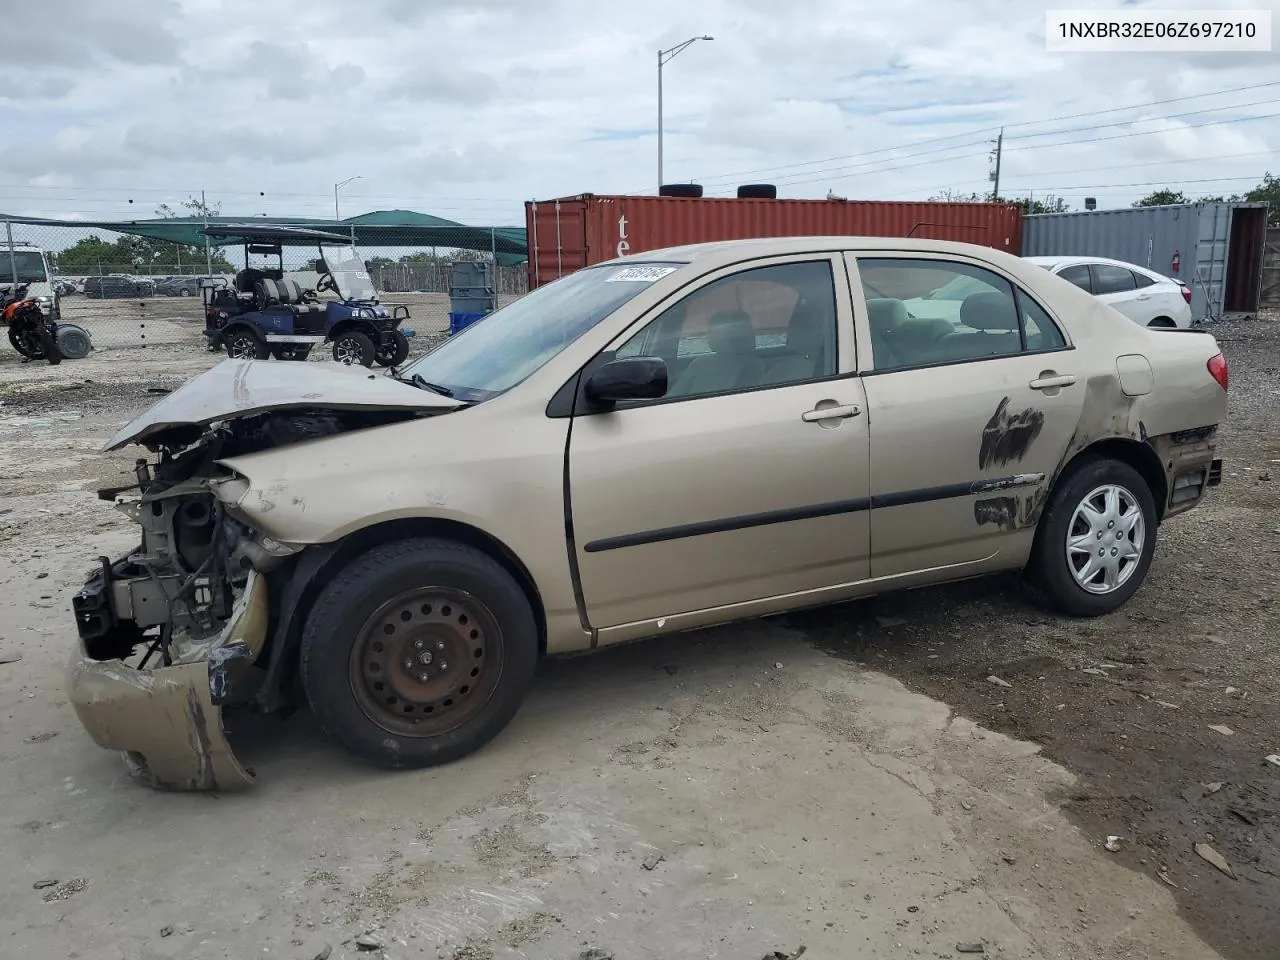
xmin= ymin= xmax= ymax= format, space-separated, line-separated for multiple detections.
xmin=67 ymin=567 xmax=269 ymax=792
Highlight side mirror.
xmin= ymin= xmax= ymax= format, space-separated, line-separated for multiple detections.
xmin=584 ymin=356 xmax=668 ymax=405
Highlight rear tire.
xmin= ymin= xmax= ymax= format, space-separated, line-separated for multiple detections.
xmin=1027 ymin=457 xmax=1157 ymax=616
xmin=332 ymin=330 xmax=376 ymax=367
xmin=299 ymin=538 xmax=538 ymax=769
xmin=1147 ymin=317 xmax=1176 ymax=328
xmin=225 ymin=328 xmax=269 ymax=360
xmin=56 ymin=324 xmax=92 ymax=360
xmin=374 ymin=330 xmax=410 ymax=367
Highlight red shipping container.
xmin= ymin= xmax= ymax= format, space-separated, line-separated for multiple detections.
xmin=525 ymin=194 xmax=1024 ymax=288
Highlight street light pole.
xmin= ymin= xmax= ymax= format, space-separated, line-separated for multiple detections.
xmin=334 ymin=175 xmax=364 ymax=219
xmin=657 ymin=35 xmax=713 ymax=193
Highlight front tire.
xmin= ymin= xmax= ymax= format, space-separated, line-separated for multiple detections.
xmin=374 ymin=330 xmax=410 ymax=367
xmin=299 ymin=538 xmax=538 ymax=769
xmin=332 ymin=330 xmax=376 ymax=367
xmin=1028 ymin=457 xmax=1157 ymax=616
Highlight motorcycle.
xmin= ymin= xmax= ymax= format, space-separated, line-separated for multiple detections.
xmin=1 ymin=281 xmax=62 ymax=365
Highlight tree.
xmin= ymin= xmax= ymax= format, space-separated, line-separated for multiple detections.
xmin=930 ymin=190 xmax=1070 ymax=214
xmin=138 ymin=196 xmax=234 ymax=274
xmin=1244 ymin=172 xmax=1280 ymax=227
xmin=1133 ymin=189 xmax=1189 ymax=207
xmin=51 ymin=236 xmax=133 ymax=275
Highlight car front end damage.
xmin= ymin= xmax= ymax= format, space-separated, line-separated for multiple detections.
xmin=66 ymin=360 xmax=459 ymax=790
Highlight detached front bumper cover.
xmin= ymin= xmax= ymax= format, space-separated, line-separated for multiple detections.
xmin=67 ymin=570 xmax=269 ymax=792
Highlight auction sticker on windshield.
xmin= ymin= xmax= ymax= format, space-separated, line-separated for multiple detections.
xmin=606 ymin=266 xmax=678 ymax=282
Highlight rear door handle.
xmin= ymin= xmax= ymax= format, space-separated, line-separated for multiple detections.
xmin=802 ymin=403 xmax=861 ymax=422
xmin=1029 ymin=374 xmax=1077 ymax=391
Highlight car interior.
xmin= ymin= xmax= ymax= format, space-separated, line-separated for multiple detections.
xmin=618 ymin=261 xmax=1068 ymax=396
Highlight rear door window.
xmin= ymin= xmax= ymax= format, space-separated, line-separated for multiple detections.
xmin=1091 ymin=264 xmax=1137 ymax=294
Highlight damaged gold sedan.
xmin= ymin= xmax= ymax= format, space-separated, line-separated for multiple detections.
xmin=69 ymin=237 xmax=1228 ymax=789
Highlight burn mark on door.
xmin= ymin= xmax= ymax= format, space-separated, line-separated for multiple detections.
xmin=975 ymin=485 xmax=1049 ymax=532
xmin=979 ymin=397 xmax=1045 ymax=469
xmin=974 ymin=497 xmax=1017 ymax=530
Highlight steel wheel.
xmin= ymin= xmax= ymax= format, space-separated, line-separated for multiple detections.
xmin=1065 ymin=483 xmax=1145 ymax=595
xmin=348 ymin=587 xmax=503 ymax=738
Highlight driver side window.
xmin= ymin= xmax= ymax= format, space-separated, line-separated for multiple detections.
xmin=615 ymin=260 xmax=838 ymax=401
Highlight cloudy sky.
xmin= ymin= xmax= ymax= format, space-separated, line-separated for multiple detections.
xmin=2 ymin=0 xmax=1277 ymax=226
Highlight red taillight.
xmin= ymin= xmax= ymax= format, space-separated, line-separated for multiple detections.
xmin=1180 ymin=285 xmax=1192 ymax=304
xmin=1207 ymin=353 xmax=1228 ymax=391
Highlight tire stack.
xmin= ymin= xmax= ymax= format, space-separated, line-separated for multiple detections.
xmin=448 ymin=260 xmax=497 ymax=335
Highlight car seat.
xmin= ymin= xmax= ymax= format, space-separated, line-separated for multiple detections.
xmin=670 ymin=310 xmax=764 ymax=397
xmin=765 ymin=298 xmax=830 ymax=383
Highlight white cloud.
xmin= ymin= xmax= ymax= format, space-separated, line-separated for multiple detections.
xmin=0 ymin=0 xmax=1275 ymax=224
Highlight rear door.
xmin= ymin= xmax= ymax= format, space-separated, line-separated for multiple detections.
xmin=848 ymin=253 xmax=1088 ymax=578
xmin=568 ymin=254 xmax=870 ymax=636
xmin=1090 ymin=263 xmax=1144 ymax=323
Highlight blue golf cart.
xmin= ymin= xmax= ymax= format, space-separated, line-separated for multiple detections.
xmin=201 ymin=224 xmax=412 ymax=367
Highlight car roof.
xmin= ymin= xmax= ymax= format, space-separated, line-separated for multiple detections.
xmin=605 ymin=235 xmax=1023 ymax=267
xmin=1024 ymin=254 xmax=1172 ymax=278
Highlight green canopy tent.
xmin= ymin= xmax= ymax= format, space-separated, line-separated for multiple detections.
xmin=0 ymin=209 xmax=528 ymax=265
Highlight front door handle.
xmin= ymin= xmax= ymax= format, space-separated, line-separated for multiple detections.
xmin=1029 ymin=373 xmax=1077 ymax=391
xmin=801 ymin=403 xmax=861 ymax=422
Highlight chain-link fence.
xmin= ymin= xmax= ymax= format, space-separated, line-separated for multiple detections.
xmin=2 ymin=217 xmax=529 ymax=359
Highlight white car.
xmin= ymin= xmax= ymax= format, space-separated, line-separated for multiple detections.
xmin=1024 ymin=256 xmax=1193 ymax=329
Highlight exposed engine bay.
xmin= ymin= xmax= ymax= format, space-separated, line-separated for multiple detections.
xmin=69 ymin=407 xmax=422 ymax=790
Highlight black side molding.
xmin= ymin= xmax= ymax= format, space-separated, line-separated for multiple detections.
xmin=583 ymin=473 xmax=1044 ymax=553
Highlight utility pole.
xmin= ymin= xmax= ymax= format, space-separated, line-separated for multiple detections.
xmin=202 ymin=189 xmax=212 ymax=277
xmin=989 ymin=128 xmax=1004 ymax=202
xmin=657 ymin=35 xmax=713 ymax=192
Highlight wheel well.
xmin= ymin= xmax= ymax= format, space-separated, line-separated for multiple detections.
xmin=320 ymin=518 xmax=547 ymax=655
xmin=1148 ymin=316 xmax=1176 ymax=328
xmin=1061 ymin=437 xmax=1169 ymax=520
xmin=223 ymin=321 xmax=262 ymax=340
xmin=328 ymin=320 xmax=374 ymax=341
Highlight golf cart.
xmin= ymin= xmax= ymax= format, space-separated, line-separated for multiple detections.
xmin=201 ymin=224 xmax=412 ymax=367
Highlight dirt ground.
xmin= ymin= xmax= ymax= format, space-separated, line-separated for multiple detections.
xmin=0 ymin=315 xmax=1275 ymax=960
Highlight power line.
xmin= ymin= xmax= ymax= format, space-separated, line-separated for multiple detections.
xmin=1004 ymin=110 xmax=1280 ymax=154
xmin=1004 ymin=96 xmax=1280 ymax=143
xmin=673 ymin=83 xmax=1280 ymax=192
xmin=679 ymin=101 xmax=1275 ymax=197
xmin=998 ymin=149 xmax=1277 ymax=181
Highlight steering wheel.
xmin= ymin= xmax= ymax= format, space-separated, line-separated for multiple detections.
xmin=315 ymin=273 xmax=336 ymax=294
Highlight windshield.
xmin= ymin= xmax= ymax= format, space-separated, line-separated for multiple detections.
xmin=4 ymin=250 xmax=48 ymax=283
xmin=320 ymin=243 xmax=376 ymax=301
xmin=401 ymin=262 xmax=682 ymax=402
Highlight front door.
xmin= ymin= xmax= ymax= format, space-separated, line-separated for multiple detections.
xmin=568 ymin=256 xmax=871 ymax=635
xmin=849 ymin=254 xmax=1087 ymax=578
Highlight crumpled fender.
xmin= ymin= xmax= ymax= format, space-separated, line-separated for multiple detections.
xmin=66 ymin=572 xmax=269 ymax=791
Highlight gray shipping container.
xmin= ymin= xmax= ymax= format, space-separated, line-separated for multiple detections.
xmin=1022 ymin=202 xmax=1268 ymax=321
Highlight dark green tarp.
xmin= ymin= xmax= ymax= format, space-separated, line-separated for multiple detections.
xmin=0 ymin=209 xmax=528 ymax=265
